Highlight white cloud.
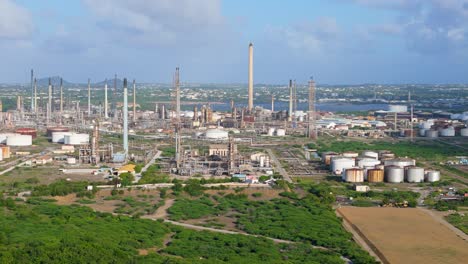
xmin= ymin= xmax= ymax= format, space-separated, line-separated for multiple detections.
xmin=82 ymin=0 xmax=225 ymax=46
xmin=0 ymin=0 xmax=33 ymax=39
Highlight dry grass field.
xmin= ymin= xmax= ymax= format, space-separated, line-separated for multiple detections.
xmin=338 ymin=207 xmax=468 ymax=264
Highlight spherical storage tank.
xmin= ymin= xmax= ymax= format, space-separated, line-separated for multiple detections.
xmin=384 ymin=158 xmax=415 ymax=168
xmin=362 ymin=150 xmax=379 ymax=159
xmin=343 ymin=168 xmax=364 ymax=183
xmin=367 ymin=169 xmax=384 ymax=183
xmin=204 ymin=129 xmax=229 ymax=140
xmin=406 ymin=166 xmax=425 ymax=183
xmin=425 ymin=170 xmax=440 ymax=182
xmin=52 ymin=132 xmax=72 ymax=143
xmin=331 ymin=157 xmax=355 ymax=175
xmin=440 ymin=127 xmax=455 ymax=137
xmin=6 ymin=134 xmax=32 ymax=146
xmin=357 ymin=158 xmax=381 ymax=168
xmin=15 ymin=128 xmax=37 ymax=139
xmin=276 ymin=129 xmax=286 ymax=136
xmin=64 ymin=133 xmax=90 ymax=145
xmin=385 ymin=166 xmax=404 ymax=183
xmin=461 ymin=128 xmax=468 ymax=137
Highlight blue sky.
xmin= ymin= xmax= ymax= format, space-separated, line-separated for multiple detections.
xmin=2 ymin=0 xmax=468 ymax=84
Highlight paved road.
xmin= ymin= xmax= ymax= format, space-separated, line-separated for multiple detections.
xmin=134 ymin=150 xmax=162 ymax=183
xmin=266 ymin=149 xmax=292 ymax=183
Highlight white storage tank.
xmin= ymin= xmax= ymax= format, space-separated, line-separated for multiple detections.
xmin=267 ymin=128 xmax=275 ymax=136
xmin=66 ymin=157 xmax=76 ymax=164
xmin=406 ymin=166 xmax=425 ymax=183
xmin=6 ymin=134 xmax=32 ymax=146
xmin=52 ymin=132 xmax=72 ymax=143
xmin=385 ymin=166 xmax=404 ymax=183
xmin=357 ymin=158 xmax=381 ymax=168
xmin=361 ymin=150 xmax=379 ymax=159
xmin=331 ymin=157 xmax=355 ymax=175
xmin=0 ymin=133 xmax=16 ymax=144
xmin=440 ymin=127 xmax=455 ymax=137
xmin=276 ymin=129 xmax=286 ymax=136
xmin=461 ymin=128 xmax=468 ymax=137
xmin=342 ymin=151 xmax=359 ymax=158
xmin=460 ymin=127 xmax=468 ymax=137
xmin=419 ymin=121 xmax=433 ymax=130
xmin=204 ymin=129 xmax=229 ymax=140
xmin=425 ymin=130 xmax=438 ymax=138
xmin=425 ymin=170 xmax=441 ymax=182
xmin=384 ymin=158 xmax=415 ymax=168
xmin=64 ymin=133 xmax=90 ymax=145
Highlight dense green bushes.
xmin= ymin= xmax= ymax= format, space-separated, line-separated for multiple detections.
xmin=32 ymin=180 xmax=95 ymax=198
xmin=446 ymin=214 xmax=468 ymax=234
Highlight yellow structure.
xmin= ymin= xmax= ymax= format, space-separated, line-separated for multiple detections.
xmin=118 ymin=164 xmax=136 ymax=174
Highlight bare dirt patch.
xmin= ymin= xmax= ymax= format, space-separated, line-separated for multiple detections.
xmin=338 ymin=207 xmax=468 ymax=264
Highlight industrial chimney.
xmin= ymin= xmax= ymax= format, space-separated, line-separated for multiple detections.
xmin=248 ymin=43 xmax=254 ymax=112
xmin=123 ymin=78 xmax=129 ymax=157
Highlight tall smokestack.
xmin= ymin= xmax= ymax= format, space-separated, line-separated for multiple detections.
xmin=271 ymin=95 xmax=274 ymax=112
xmin=123 ymin=78 xmax=129 ymax=157
xmin=175 ymin=68 xmax=180 ymax=123
xmin=133 ymin=79 xmax=136 ymax=122
xmin=60 ymin=78 xmax=63 ymax=114
xmin=30 ymin=69 xmax=34 ymax=111
xmin=113 ymin=74 xmax=117 ymax=121
xmin=87 ymin=78 xmax=91 ymax=117
xmin=34 ymin=78 xmax=37 ymax=114
xmin=308 ymin=77 xmax=317 ymax=139
xmin=288 ymin=79 xmax=293 ymax=122
xmin=48 ymin=77 xmax=52 ymax=117
xmin=248 ymin=43 xmax=254 ymax=112
xmin=104 ymin=79 xmax=108 ymax=118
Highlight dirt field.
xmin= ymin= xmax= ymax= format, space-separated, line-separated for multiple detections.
xmin=338 ymin=207 xmax=468 ymax=264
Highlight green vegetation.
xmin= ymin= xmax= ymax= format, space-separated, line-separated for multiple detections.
xmin=161 ymin=146 xmax=176 ymax=157
xmin=168 ymin=184 xmax=377 ymax=264
xmin=139 ymin=164 xmax=170 ymax=184
xmin=119 ymin=172 xmax=134 ymax=186
xmin=32 ymin=180 xmax=96 ymax=198
xmin=0 ymin=198 xmax=345 ymax=263
xmin=446 ymin=214 xmax=468 ymax=234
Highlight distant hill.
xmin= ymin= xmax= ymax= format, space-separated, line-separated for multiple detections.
xmin=95 ymin=78 xmax=125 ymax=87
xmin=36 ymin=76 xmax=74 ymax=87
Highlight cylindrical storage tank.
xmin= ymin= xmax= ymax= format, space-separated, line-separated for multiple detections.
xmin=419 ymin=129 xmax=426 ymax=137
xmin=0 ymin=133 xmax=16 ymax=144
xmin=406 ymin=166 xmax=425 ymax=183
xmin=47 ymin=127 xmax=69 ymax=137
xmin=15 ymin=128 xmax=37 ymax=139
xmin=322 ymin=152 xmax=339 ymax=166
xmin=342 ymin=151 xmax=359 ymax=158
xmin=52 ymin=132 xmax=72 ymax=143
xmin=362 ymin=150 xmax=379 ymax=159
xmin=276 ymin=129 xmax=286 ymax=136
xmin=367 ymin=169 xmax=384 ymax=183
xmin=362 ymin=165 xmax=375 ymax=181
xmin=357 ymin=158 xmax=381 ymax=168
xmin=64 ymin=133 xmax=90 ymax=145
xmin=267 ymin=128 xmax=275 ymax=136
xmin=6 ymin=134 xmax=32 ymax=146
xmin=461 ymin=128 xmax=468 ymax=137
xmin=331 ymin=157 xmax=355 ymax=175
xmin=66 ymin=157 xmax=76 ymax=164
xmin=419 ymin=121 xmax=433 ymax=130
xmin=425 ymin=170 xmax=441 ymax=182
xmin=0 ymin=146 xmax=11 ymax=159
xmin=259 ymin=156 xmax=265 ymax=167
xmin=384 ymin=158 xmax=415 ymax=168
xmin=205 ymin=129 xmax=229 ymax=140
xmin=375 ymin=164 xmax=385 ymax=170
xmin=378 ymin=150 xmax=394 ymax=159
xmin=440 ymin=127 xmax=455 ymax=137
xmin=425 ymin=130 xmax=438 ymax=138
xmin=344 ymin=168 xmax=364 ymax=183
xmin=385 ymin=166 xmax=404 ymax=183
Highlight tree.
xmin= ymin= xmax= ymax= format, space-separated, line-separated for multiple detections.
xmin=119 ymin=173 xmax=134 ymax=186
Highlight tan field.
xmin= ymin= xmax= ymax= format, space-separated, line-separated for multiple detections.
xmin=338 ymin=207 xmax=468 ymax=264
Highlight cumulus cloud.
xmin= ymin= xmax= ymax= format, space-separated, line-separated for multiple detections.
xmin=82 ymin=0 xmax=225 ymax=46
xmin=0 ymin=0 xmax=33 ymax=39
